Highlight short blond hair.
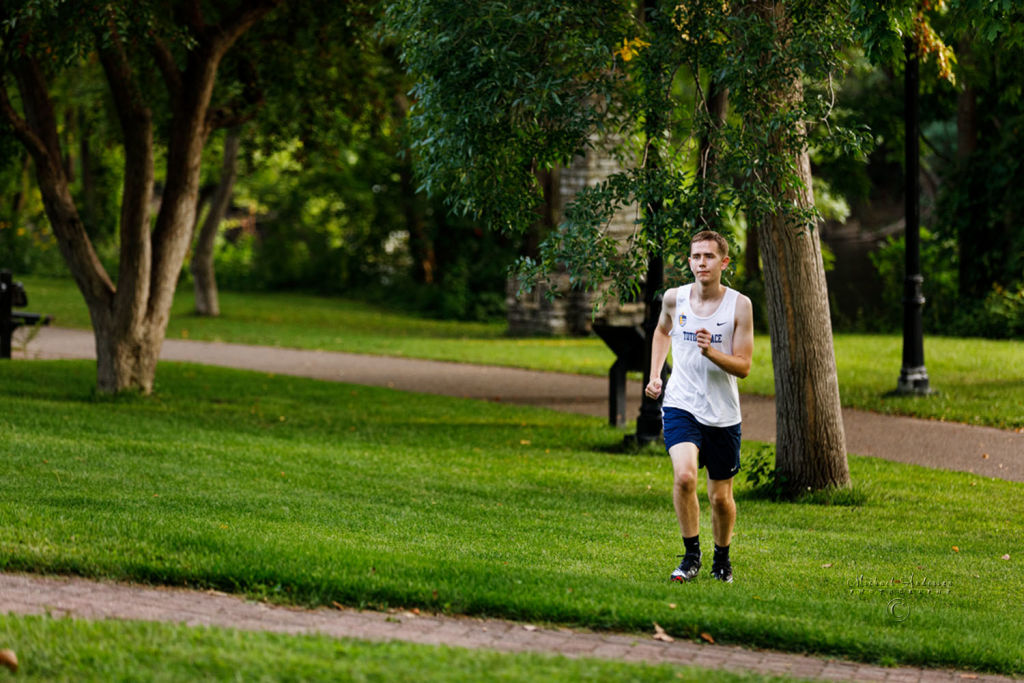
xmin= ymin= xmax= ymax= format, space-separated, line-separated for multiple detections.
xmin=690 ymin=230 xmax=729 ymax=258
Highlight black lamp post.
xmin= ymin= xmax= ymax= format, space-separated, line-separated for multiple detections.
xmin=897 ymin=38 xmax=931 ymax=395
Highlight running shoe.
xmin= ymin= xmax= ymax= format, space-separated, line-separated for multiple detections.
xmin=670 ymin=553 xmax=701 ymax=582
xmin=711 ymin=561 xmax=733 ymax=583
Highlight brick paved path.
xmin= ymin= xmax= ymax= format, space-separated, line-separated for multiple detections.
xmin=1 ymin=573 xmax=1018 ymax=682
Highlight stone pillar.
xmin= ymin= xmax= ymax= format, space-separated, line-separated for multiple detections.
xmin=506 ymin=145 xmax=645 ymax=336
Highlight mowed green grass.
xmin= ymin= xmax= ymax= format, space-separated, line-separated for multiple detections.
xmin=0 ymin=614 xmax=775 ymax=683
xmin=1 ymin=362 xmax=1021 ymax=675
xmin=18 ymin=276 xmax=1024 ymax=428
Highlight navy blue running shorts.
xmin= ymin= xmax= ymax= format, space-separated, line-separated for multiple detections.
xmin=662 ymin=406 xmax=741 ymax=480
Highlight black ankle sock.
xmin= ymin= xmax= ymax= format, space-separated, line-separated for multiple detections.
xmin=713 ymin=544 xmax=730 ymax=564
xmin=683 ymin=535 xmax=700 ymax=556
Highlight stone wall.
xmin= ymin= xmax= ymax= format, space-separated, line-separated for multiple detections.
xmin=506 ymin=145 xmax=645 ymax=336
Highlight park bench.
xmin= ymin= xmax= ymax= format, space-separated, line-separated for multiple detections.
xmin=592 ymin=321 xmax=669 ymax=429
xmin=1 ymin=270 xmax=52 ymax=359
xmin=592 ymin=322 xmax=644 ymax=427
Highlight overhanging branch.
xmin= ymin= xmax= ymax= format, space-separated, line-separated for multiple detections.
xmin=208 ymin=0 xmax=283 ymax=57
xmin=206 ymin=105 xmax=260 ymax=131
xmin=0 ymin=75 xmax=52 ymax=169
xmin=9 ymin=59 xmax=63 ymax=166
xmin=150 ymin=37 xmax=183 ymax=103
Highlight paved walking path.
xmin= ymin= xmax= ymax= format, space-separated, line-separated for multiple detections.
xmin=6 ymin=327 xmax=1024 ymax=681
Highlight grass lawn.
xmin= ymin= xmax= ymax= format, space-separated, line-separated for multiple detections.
xmin=0 ymin=615 xmax=774 ymax=683
xmin=2 ymin=362 xmax=1022 ymax=676
xmin=17 ymin=276 xmax=1024 ymax=429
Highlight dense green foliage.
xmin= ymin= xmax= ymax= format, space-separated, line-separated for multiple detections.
xmin=826 ymin=1 xmax=1024 ymax=337
xmin=0 ymin=0 xmax=514 ymax=322
xmin=386 ymin=0 xmax=864 ymax=306
xmin=1 ymin=362 xmax=1022 ymax=674
xmin=5 ymin=1 xmax=1024 ymax=331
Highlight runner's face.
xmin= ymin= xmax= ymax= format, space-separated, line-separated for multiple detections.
xmin=689 ymin=241 xmax=729 ymax=283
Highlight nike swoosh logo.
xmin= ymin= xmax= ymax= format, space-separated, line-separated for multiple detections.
xmin=716 ymin=322 xmax=727 ymax=326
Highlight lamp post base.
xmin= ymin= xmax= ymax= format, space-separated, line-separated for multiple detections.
xmin=895 ymin=365 xmax=932 ymax=395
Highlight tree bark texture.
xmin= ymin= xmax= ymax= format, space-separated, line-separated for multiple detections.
xmin=394 ymin=92 xmax=437 ymax=285
xmin=696 ymin=80 xmax=728 ymax=233
xmin=954 ymin=39 xmax=990 ymax=301
xmin=746 ymin=1 xmax=850 ymax=490
xmin=399 ymin=160 xmax=437 ymax=285
xmin=191 ymin=127 xmax=241 ymax=316
xmin=755 ymin=171 xmax=850 ymax=490
xmin=0 ymin=1 xmax=279 ymax=393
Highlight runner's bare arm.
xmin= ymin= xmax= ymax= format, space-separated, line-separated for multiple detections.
xmin=645 ymin=289 xmax=676 ymax=398
xmin=696 ymin=294 xmax=753 ymax=379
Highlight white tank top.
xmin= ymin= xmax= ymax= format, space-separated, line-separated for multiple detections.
xmin=662 ymin=284 xmax=742 ymax=427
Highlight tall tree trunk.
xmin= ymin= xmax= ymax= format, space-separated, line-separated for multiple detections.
xmin=398 ymin=159 xmax=436 ymax=285
xmin=1 ymin=2 xmax=279 ymax=394
xmin=755 ymin=160 xmax=849 ymax=490
xmin=79 ymin=108 xmax=99 ymax=236
xmin=191 ymin=127 xmax=241 ymax=316
xmin=955 ymin=39 xmax=985 ymax=300
xmin=394 ymin=92 xmax=437 ymax=285
xmin=956 ymin=42 xmax=977 ymax=167
xmin=746 ymin=2 xmax=849 ymax=491
xmin=696 ymin=79 xmax=728 ymax=232
xmin=3 ymin=58 xmax=156 ymax=393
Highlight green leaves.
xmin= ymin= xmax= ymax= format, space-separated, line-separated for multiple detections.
xmin=386 ymin=0 xmax=633 ymax=235
xmin=389 ymin=0 xmax=868 ymax=303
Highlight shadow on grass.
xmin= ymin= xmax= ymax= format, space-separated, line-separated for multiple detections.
xmin=736 ymin=482 xmax=871 ymax=506
xmin=589 ymin=435 xmax=665 ymax=457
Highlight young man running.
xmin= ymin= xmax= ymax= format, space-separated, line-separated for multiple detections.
xmin=645 ymin=230 xmax=754 ymax=583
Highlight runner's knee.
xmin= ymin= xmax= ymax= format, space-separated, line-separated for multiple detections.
xmin=708 ymin=486 xmax=734 ymax=511
xmin=674 ymin=469 xmax=698 ymax=493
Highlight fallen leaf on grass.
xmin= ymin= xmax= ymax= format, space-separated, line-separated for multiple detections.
xmin=652 ymin=623 xmax=674 ymax=643
xmin=0 ymin=649 xmax=17 ymax=673
xmin=519 ymin=440 xmax=531 ymax=445
xmin=821 ymin=563 xmax=833 ymax=568
xmin=952 ymin=546 xmax=960 ymax=552
xmin=668 ymin=603 xmax=677 ymax=609
xmin=700 ymin=632 xmax=716 ymax=644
